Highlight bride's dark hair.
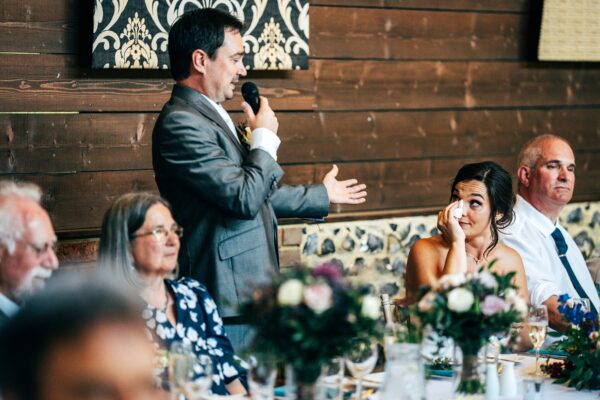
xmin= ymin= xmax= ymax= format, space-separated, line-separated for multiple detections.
xmin=451 ymin=161 xmax=515 ymax=257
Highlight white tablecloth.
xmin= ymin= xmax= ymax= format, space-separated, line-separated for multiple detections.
xmin=426 ymin=355 xmax=597 ymax=399
xmin=368 ymin=354 xmax=598 ymax=399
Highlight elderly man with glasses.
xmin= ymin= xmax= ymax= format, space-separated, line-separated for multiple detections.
xmin=0 ymin=181 xmax=59 ymax=325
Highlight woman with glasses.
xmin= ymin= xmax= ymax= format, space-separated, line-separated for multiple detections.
xmin=97 ymin=192 xmax=246 ymax=395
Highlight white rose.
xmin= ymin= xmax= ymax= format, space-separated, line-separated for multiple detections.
xmin=504 ymin=288 xmax=518 ymax=301
xmin=277 ymin=279 xmax=304 ymax=306
xmin=361 ymin=295 xmax=381 ymax=319
xmin=478 ymin=271 xmax=498 ymax=290
xmin=303 ymin=283 xmax=333 ymax=314
xmin=437 ymin=274 xmax=466 ymax=290
xmin=512 ymin=296 xmax=528 ymax=318
xmin=447 ymin=288 xmax=474 ymax=313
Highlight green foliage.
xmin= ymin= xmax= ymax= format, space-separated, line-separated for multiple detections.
xmin=239 ymin=265 xmax=382 ymax=383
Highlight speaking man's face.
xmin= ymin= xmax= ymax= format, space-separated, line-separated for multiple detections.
xmin=203 ymin=29 xmax=247 ymax=103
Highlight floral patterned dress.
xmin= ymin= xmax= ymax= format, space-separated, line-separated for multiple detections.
xmin=142 ymin=277 xmax=246 ymax=395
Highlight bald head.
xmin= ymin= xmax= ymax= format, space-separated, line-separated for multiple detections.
xmin=0 ymin=185 xmax=58 ymax=302
xmin=516 ymin=135 xmax=576 ymax=222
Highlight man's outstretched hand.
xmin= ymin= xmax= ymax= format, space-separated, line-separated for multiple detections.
xmin=322 ymin=165 xmax=367 ymax=204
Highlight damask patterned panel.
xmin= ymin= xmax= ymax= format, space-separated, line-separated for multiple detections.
xmin=92 ymin=0 xmax=309 ymax=70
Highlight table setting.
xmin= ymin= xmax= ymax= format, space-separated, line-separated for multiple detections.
xmin=158 ymin=263 xmax=600 ymax=400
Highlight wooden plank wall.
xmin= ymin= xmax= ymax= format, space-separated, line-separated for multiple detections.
xmin=1 ymin=0 xmax=600 ymax=241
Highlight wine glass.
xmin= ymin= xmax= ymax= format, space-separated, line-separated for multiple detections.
xmin=183 ymin=354 xmax=213 ymax=400
xmin=572 ymin=297 xmax=591 ymax=313
xmin=528 ymin=305 xmax=548 ymax=376
xmin=345 ymin=339 xmax=379 ymax=400
xmin=247 ymin=355 xmax=277 ymax=400
xmin=168 ymin=342 xmax=213 ymax=400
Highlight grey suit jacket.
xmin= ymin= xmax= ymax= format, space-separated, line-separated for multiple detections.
xmin=152 ymin=85 xmax=329 ymax=317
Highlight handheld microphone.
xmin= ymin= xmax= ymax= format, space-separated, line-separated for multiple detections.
xmin=241 ymin=82 xmax=260 ymax=114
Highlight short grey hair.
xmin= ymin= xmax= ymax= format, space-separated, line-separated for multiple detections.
xmin=0 ymin=181 xmax=43 ymax=254
xmin=517 ymin=134 xmax=573 ymax=189
xmin=97 ymin=192 xmax=172 ymax=289
xmin=517 ymin=134 xmax=572 ymax=170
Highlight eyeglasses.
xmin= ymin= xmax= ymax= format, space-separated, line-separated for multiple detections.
xmin=26 ymin=241 xmax=58 ymax=258
xmin=132 ymin=224 xmax=183 ymax=241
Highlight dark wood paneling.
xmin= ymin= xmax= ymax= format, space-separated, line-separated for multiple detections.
xmin=314 ymin=61 xmax=600 ymax=110
xmin=4 ymin=59 xmax=600 ymax=112
xmin=15 ymin=150 xmax=599 ymax=234
xmin=311 ymin=7 xmax=525 ymax=60
xmin=1 ymin=3 xmax=527 ymax=57
xmin=311 ymin=1 xmax=528 ymax=12
xmin=3 ymin=108 xmax=600 ymax=173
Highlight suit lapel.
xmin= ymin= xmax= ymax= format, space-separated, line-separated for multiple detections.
xmin=171 ymin=84 xmax=247 ymax=155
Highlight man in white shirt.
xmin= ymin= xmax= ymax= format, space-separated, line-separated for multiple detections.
xmin=0 ymin=181 xmax=59 ymax=325
xmin=501 ymin=135 xmax=599 ymax=332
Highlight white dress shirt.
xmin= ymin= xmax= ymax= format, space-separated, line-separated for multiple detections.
xmin=200 ymin=94 xmax=281 ymax=160
xmin=500 ymin=195 xmax=600 ymax=310
xmin=0 ymin=292 xmax=19 ymax=318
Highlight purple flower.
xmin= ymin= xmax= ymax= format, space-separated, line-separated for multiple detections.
xmin=481 ymin=295 xmax=507 ymax=316
xmin=312 ymin=263 xmax=342 ymax=284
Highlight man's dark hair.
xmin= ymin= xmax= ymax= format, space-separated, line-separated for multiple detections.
xmin=0 ymin=274 xmax=145 ymax=400
xmin=450 ymin=161 xmax=515 ymax=258
xmin=168 ymin=8 xmax=244 ymax=81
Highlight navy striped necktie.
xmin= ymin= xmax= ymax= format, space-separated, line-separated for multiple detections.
xmin=550 ymin=227 xmax=597 ymax=314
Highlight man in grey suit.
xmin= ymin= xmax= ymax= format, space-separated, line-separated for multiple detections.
xmin=153 ymin=8 xmax=367 ymax=350
xmin=0 ymin=181 xmax=59 ymax=326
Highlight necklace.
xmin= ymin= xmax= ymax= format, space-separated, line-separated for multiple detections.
xmin=466 ymin=251 xmax=485 ymax=265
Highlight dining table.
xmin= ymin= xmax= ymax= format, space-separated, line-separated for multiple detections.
xmin=362 ymin=353 xmax=598 ymax=400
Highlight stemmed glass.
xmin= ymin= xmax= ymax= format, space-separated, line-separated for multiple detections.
xmin=247 ymin=355 xmax=277 ymax=400
xmin=168 ymin=341 xmax=213 ymax=400
xmin=345 ymin=339 xmax=379 ymax=400
xmin=528 ymin=305 xmax=549 ymax=376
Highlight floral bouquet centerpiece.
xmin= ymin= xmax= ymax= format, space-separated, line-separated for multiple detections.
xmin=542 ymin=294 xmax=600 ymax=390
xmin=239 ymin=263 xmax=382 ymax=397
xmin=415 ymin=266 xmax=528 ymax=395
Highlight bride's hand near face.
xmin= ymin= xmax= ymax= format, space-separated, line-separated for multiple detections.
xmin=437 ymin=200 xmax=465 ymax=245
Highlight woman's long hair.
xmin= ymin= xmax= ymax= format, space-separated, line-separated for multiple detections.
xmin=451 ymin=161 xmax=515 ymax=257
xmin=97 ymin=192 xmax=172 ymax=289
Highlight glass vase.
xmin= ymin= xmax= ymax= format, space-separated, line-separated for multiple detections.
xmin=285 ymin=363 xmax=322 ymax=400
xmin=453 ymin=343 xmax=485 ymax=398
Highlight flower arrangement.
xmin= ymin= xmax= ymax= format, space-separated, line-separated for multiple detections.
xmin=239 ymin=263 xmax=382 ymax=385
xmin=415 ymin=265 xmax=527 ymax=395
xmin=541 ymin=294 xmax=600 ymax=390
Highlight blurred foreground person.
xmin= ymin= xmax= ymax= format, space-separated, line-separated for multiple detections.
xmin=97 ymin=192 xmax=246 ymax=396
xmin=0 ymin=181 xmax=59 ymax=325
xmin=0 ymin=275 xmax=158 ymax=400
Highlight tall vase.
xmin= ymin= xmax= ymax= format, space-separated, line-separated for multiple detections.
xmin=453 ymin=342 xmax=485 ymax=398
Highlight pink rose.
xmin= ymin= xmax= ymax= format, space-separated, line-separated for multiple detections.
xmin=303 ymin=283 xmax=333 ymax=314
xmin=481 ymin=295 xmax=506 ymax=316
xmin=418 ymin=291 xmax=437 ymax=313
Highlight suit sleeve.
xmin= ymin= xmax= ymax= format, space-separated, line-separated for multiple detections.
xmin=155 ymin=110 xmax=283 ymax=219
xmin=270 ymin=184 xmax=330 ymax=218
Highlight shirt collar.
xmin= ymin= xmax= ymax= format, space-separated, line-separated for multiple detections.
xmin=514 ymin=195 xmax=559 ymax=237
xmin=199 ymin=94 xmax=230 ymax=121
xmin=0 ymin=291 xmax=19 ymax=318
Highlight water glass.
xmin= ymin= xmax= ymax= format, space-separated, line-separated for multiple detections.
xmin=379 ymin=343 xmax=424 ymax=400
xmin=316 ymin=358 xmax=344 ymax=400
xmin=168 ymin=342 xmax=212 ymax=400
xmin=248 ymin=355 xmax=277 ymax=400
xmin=523 ymin=377 xmax=545 ymax=400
